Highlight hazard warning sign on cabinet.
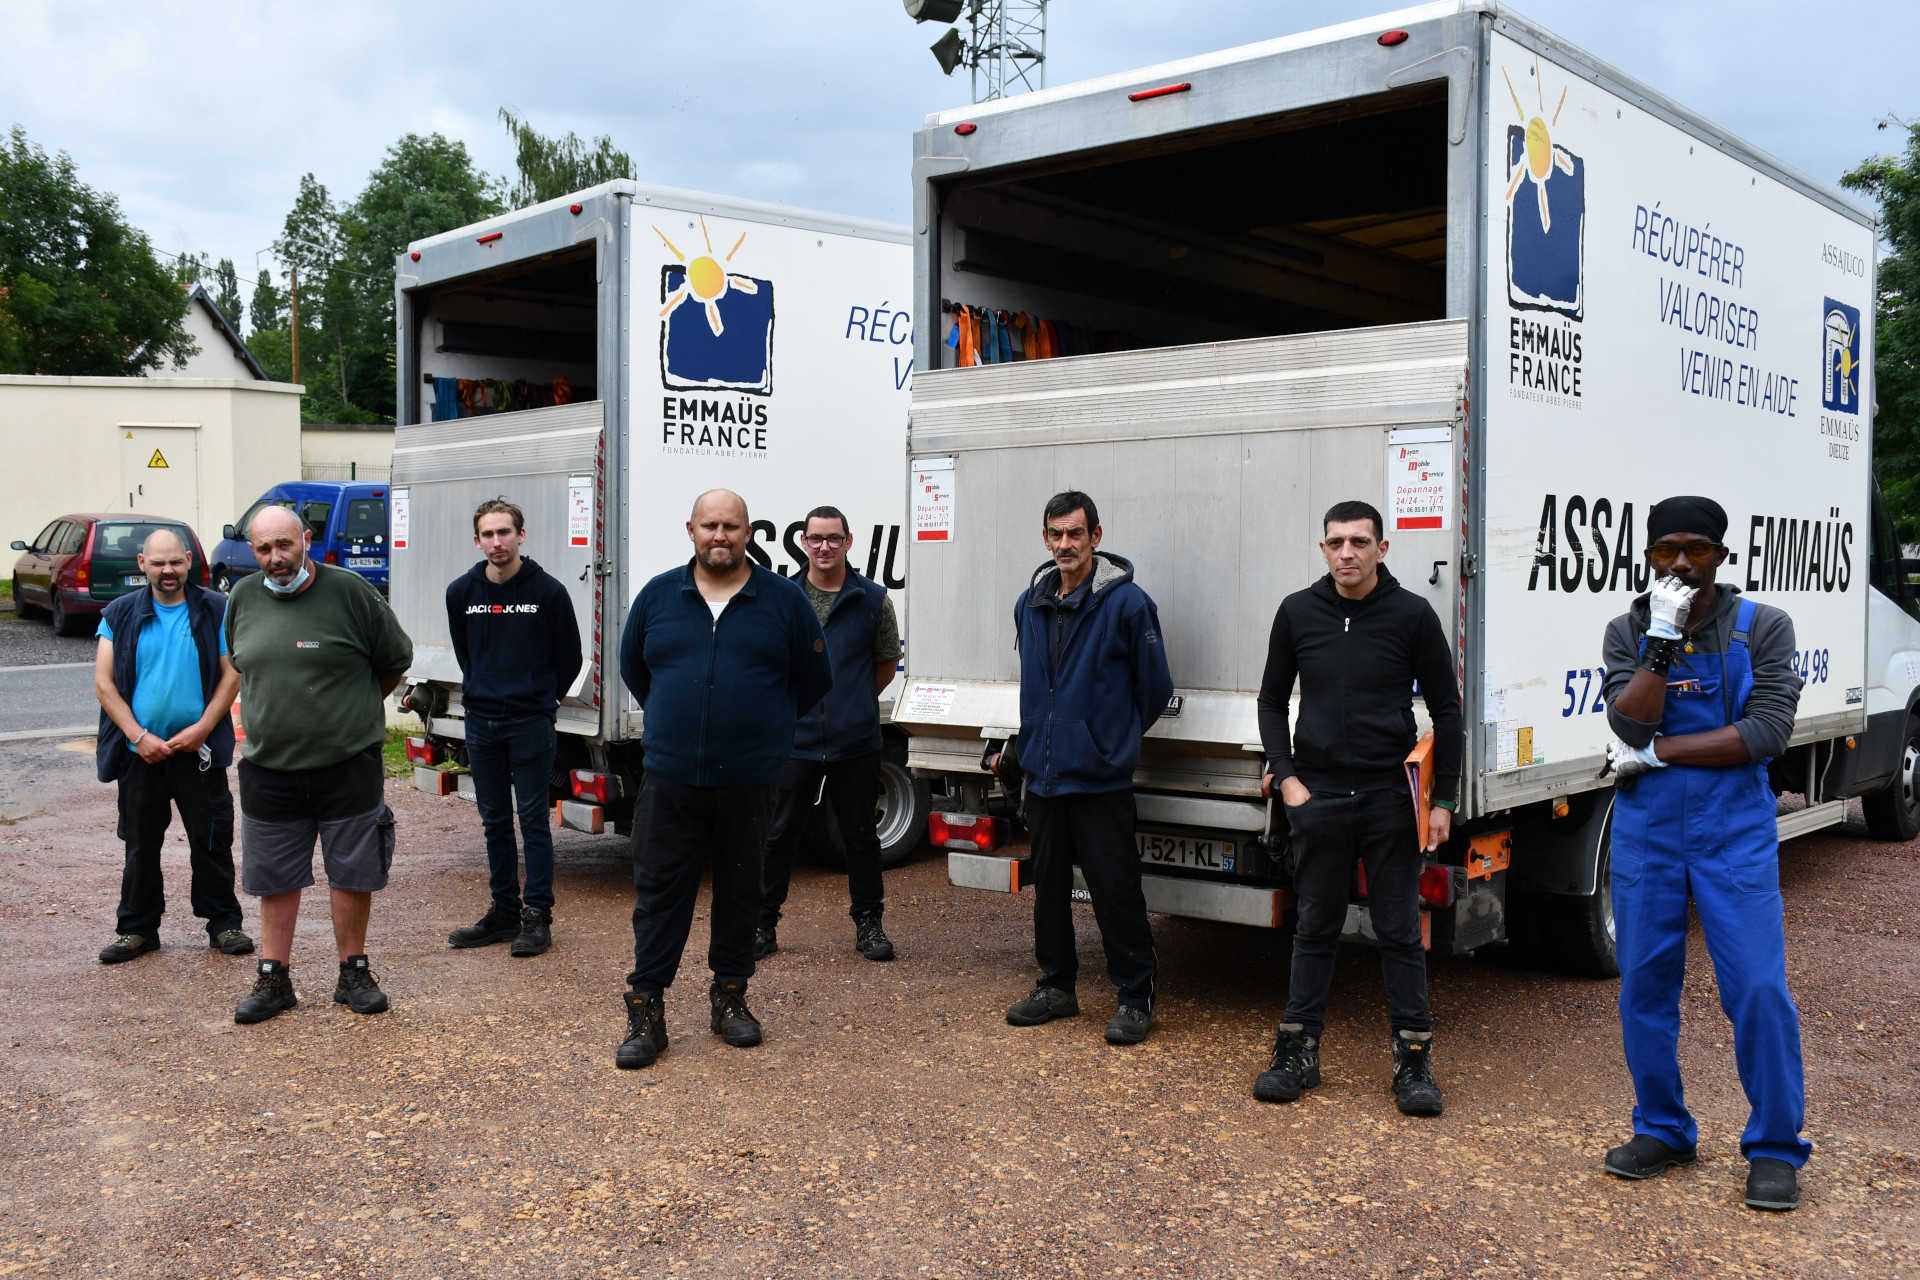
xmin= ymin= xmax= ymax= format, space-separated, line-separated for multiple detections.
xmin=148 ymin=450 xmax=169 ymax=468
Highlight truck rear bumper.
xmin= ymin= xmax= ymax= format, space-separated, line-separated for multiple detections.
xmin=949 ymin=853 xmax=1290 ymax=930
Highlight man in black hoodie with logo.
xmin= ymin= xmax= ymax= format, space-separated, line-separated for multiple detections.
xmin=1254 ymin=500 xmax=1462 ymax=1116
xmin=444 ymin=499 xmax=583 ymax=958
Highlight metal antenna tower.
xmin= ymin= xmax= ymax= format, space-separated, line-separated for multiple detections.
xmin=907 ymin=0 xmax=1046 ymax=103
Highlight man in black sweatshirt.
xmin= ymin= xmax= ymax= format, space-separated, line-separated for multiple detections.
xmin=1253 ymin=499 xmax=1462 ymax=1116
xmin=443 ymin=499 xmax=583 ymax=958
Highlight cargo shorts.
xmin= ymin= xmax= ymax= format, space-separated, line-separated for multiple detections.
xmin=237 ymin=744 xmax=395 ymax=896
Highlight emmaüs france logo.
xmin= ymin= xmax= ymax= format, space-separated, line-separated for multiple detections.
xmin=1503 ymin=59 xmax=1585 ymax=320
xmin=656 ymin=216 xmax=775 ymax=395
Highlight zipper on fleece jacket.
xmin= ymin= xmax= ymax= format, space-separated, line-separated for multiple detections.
xmin=697 ymin=596 xmax=739 ymax=786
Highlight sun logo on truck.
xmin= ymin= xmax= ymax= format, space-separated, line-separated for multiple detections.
xmin=1502 ymin=58 xmax=1586 ymax=320
xmin=656 ymin=216 xmax=776 ymax=395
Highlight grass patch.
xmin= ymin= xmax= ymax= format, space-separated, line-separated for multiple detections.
xmin=0 ymin=578 xmax=11 ymax=603
xmin=383 ymin=726 xmax=411 ymax=778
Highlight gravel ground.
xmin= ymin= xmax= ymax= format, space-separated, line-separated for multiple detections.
xmin=0 ymin=605 xmax=99 ymax=666
xmin=0 ymin=739 xmax=1914 ymax=1279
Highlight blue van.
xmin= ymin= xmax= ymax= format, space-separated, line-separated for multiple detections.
xmin=212 ymin=481 xmax=392 ymax=594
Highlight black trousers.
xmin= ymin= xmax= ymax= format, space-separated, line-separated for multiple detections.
xmin=115 ymin=753 xmax=242 ymax=939
xmin=1027 ymin=789 xmax=1156 ymax=1011
xmin=627 ymin=775 xmax=774 ymax=994
xmin=1282 ymin=789 xmax=1430 ymax=1038
xmin=760 ymin=751 xmax=885 ymax=930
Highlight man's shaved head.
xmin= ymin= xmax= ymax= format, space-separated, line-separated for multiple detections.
xmin=689 ymin=488 xmax=749 ymax=525
xmin=141 ymin=527 xmax=186 ymax=558
xmin=250 ymin=505 xmax=305 ymax=541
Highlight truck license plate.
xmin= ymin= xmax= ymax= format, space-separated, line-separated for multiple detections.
xmin=1136 ymin=831 xmax=1235 ymax=873
xmin=347 ymin=556 xmax=383 ymax=568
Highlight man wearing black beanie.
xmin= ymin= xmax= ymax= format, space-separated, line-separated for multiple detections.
xmin=1597 ymin=494 xmax=1811 ymax=1211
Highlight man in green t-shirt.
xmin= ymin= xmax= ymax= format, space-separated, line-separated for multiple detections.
xmin=222 ymin=506 xmax=413 ymax=1024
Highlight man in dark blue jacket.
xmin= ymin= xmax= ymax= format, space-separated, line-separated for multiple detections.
xmin=613 ymin=489 xmax=832 ymax=1070
xmin=443 ymin=498 xmax=583 ymax=959
xmin=992 ymin=490 xmax=1173 ymax=1046
xmin=756 ymin=505 xmax=902 ymax=964
xmin=91 ymin=528 xmax=251 ymax=964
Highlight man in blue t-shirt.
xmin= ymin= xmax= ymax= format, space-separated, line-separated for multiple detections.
xmin=92 ymin=528 xmax=250 ymax=963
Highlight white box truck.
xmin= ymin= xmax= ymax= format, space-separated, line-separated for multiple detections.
xmin=387 ymin=181 xmax=929 ymax=862
xmin=895 ymin=1 xmax=1916 ymax=973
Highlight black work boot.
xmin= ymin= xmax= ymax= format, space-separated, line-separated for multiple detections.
xmin=615 ymin=991 xmax=668 ymax=1069
xmin=853 ymin=910 xmax=895 ymax=962
xmin=1390 ymin=1030 xmax=1443 ymax=1116
xmin=509 ymin=907 xmax=552 ymax=958
xmin=448 ymin=904 xmax=520 ymax=949
xmin=1006 ymin=984 xmax=1079 ymax=1026
xmin=234 ymin=959 xmax=297 ymax=1024
xmin=1745 ymin=1157 xmax=1800 ymax=1211
xmin=99 ymin=933 xmax=159 ymax=964
xmin=1253 ymin=1025 xmax=1321 ymax=1102
xmin=333 ymin=955 xmax=390 ymax=1015
xmin=752 ymin=926 xmax=779 ymax=961
xmin=709 ymin=979 xmax=764 ymax=1047
xmin=1605 ymin=1134 xmax=1698 ymax=1180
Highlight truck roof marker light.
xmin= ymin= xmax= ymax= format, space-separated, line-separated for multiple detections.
xmin=476 ymin=232 xmax=503 ymax=245
xmin=570 ymin=203 xmax=583 ymax=214
xmin=409 ymin=251 xmax=420 ymax=261
xmin=1128 ymin=82 xmax=1191 ymax=103
xmin=954 ymin=122 xmax=977 ymax=136
xmin=1378 ymin=29 xmax=1410 ymax=46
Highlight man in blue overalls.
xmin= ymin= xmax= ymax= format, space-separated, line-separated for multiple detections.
xmin=1598 ymin=495 xmax=1810 ymax=1211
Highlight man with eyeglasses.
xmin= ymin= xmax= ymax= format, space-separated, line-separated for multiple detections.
xmin=92 ymin=528 xmax=252 ymax=965
xmin=755 ymin=505 xmax=903 ymax=963
xmin=1597 ymin=495 xmax=1810 ymax=1212
xmin=1253 ymin=500 xmax=1461 ymax=1116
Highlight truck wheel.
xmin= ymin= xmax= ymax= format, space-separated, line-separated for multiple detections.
xmin=1863 ymin=716 xmax=1920 ymax=842
xmin=1550 ymin=837 xmax=1619 ymax=979
xmin=876 ymin=759 xmax=931 ymax=869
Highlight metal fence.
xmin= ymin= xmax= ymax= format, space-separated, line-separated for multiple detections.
xmin=301 ymin=463 xmax=391 ymax=482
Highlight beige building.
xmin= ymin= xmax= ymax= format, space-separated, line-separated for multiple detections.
xmin=0 ymin=375 xmax=303 ymax=553
xmin=302 ymin=423 xmax=394 ymax=482
xmin=167 ymin=285 xmax=268 ymax=382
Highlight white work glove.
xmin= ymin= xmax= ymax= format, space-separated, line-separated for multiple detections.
xmin=1605 ymin=736 xmax=1666 ymax=780
xmin=1645 ymin=576 xmax=1696 ymax=640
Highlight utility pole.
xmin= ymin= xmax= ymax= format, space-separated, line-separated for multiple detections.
xmin=289 ymin=262 xmax=300 ymax=385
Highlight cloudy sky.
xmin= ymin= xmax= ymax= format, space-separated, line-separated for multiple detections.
xmin=8 ymin=0 xmax=1914 ymax=316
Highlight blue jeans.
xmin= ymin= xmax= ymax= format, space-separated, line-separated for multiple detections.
xmin=465 ymin=712 xmax=557 ymax=913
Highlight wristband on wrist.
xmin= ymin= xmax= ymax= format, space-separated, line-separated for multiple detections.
xmin=131 ymin=729 xmax=147 ymax=747
xmin=1638 ymin=634 xmax=1682 ymax=676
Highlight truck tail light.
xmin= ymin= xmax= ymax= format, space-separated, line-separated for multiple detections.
xmin=1418 ymin=865 xmax=1454 ymax=908
xmin=571 ymin=770 xmax=611 ymax=804
xmin=404 ymin=736 xmax=437 ymax=765
xmin=930 ymin=811 xmax=998 ymax=851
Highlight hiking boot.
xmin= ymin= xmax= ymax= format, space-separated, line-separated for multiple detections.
xmin=752 ymin=926 xmax=779 ymax=961
xmin=1005 ymin=984 xmax=1079 ymax=1026
xmin=615 ymin=991 xmax=668 ymax=1069
xmin=1604 ymin=1134 xmax=1698 ymax=1180
xmin=234 ymin=960 xmax=297 ymax=1024
xmin=1745 ymin=1158 xmax=1800 ymax=1211
xmin=1253 ymin=1025 xmax=1320 ymax=1103
xmin=332 ymin=955 xmax=390 ymax=1015
xmin=211 ymin=928 xmax=255 ymax=956
xmin=509 ymin=907 xmax=552 ymax=958
xmin=98 ymin=933 xmax=159 ymax=964
xmin=709 ymin=979 xmax=763 ymax=1047
xmin=1390 ymin=1030 xmax=1443 ymax=1116
xmin=448 ymin=904 xmax=520 ymax=949
xmin=1104 ymin=1006 xmax=1151 ymax=1045
xmin=853 ymin=911 xmax=895 ymax=962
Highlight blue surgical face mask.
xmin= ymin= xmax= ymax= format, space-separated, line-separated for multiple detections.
xmin=263 ymin=561 xmax=311 ymax=596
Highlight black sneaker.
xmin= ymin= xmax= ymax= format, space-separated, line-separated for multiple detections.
xmin=752 ymin=926 xmax=779 ymax=961
xmin=1604 ymin=1134 xmax=1698 ymax=1180
xmin=98 ymin=933 xmax=159 ymax=964
xmin=448 ymin=905 xmax=519 ymax=949
xmin=615 ymin=991 xmax=668 ymax=1069
xmin=333 ymin=955 xmax=390 ymax=1015
xmin=709 ymin=979 xmax=763 ymax=1047
xmin=1745 ymin=1157 xmax=1800 ymax=1211
xmin=1005 ymin=984 xmax=1079 ymax=1026
xmin=234 ymin=960 xmax=297 ymax=1024
xmin=211 ymin=928 xmax=255 ymax=956
xmin=1253 ymin=1025 xmax=1321 ymax=1103
xmin=1390 ymin=1030 xmax=1444 ymax=1116
xmin=1104 ymin=1006 xmax=1151 ymax=1045
xmin=509 ymin=907 xmax=552 ymax=958
xmin=853 ymin=911 xmax=895 ymax=962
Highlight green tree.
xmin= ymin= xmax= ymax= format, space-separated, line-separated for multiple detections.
xmin=211 ymin=257 xmax=243 ymax=330
xmin=170 ymin=250 xmax=207 ymax=287
xmin=0 ymin=125 xmax=195 ymax=375
xmin=1844 ymin=122 xmax=1920 ymax=540
xmin=249 ymin=268 xmax=283 ymax=333
xmin=499 ymin=107 xmax=635 ymax=208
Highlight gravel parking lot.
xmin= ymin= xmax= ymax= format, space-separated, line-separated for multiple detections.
xmin=0 ymin=736 xmax=1914 ymax=1279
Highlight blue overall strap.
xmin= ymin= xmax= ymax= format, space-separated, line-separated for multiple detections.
xmin=1730 ymin=597 xmax=1757 ymax=649
xmin=1721 ymin=597 xmax=1758 ymax=726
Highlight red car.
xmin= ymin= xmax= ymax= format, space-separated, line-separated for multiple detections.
xmin=9 ymin=513 xmax=209 ymax=635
